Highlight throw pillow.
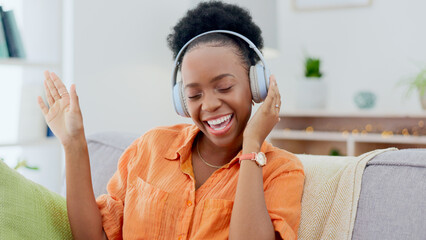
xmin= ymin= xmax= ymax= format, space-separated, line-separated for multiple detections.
xmin=0 ymin=161 xmax=72 ymax=239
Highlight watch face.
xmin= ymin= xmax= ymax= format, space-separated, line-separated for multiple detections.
xmin=256 ymin=152 xmax=267 ymax=166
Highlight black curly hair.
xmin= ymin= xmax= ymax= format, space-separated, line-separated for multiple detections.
xmin=167 ymin=1 xmax=264 ymax=69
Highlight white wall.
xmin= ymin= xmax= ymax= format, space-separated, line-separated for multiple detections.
xmin=72 ymin=0 xmax=192 ymax=136
xmin=273 ymin=0 xmax=426 ymax=112
xmin=69 ymin=0 xmax=426 ymax=136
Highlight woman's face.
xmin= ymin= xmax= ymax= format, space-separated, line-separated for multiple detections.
xmin=181 ymin=44 xmax=253 ymax=148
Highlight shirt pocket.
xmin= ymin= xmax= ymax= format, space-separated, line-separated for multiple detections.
xmin=195 ymin=199 xmax=234 ymax=239
xmin=124 ymin=177 xmax=169 ymax=239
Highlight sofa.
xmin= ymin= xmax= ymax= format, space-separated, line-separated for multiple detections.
xmin=1 ymin=132 xmax=425 ymax=239
xmin=85 ymin=132 xmax=426 ymax=240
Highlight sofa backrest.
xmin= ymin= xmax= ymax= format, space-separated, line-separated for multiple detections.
xmin=86 ymin=132 xmax=139 ymax=198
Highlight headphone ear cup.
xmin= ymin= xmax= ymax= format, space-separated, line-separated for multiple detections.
xmin=180 ymin=82 xmax=190 ymax=117
xmin=250 ymin=63 xmax=269 ymax=103
xmin=249 ymin=66 xmax=261 ymax=103
xmin=252 ymin=63 xmax=269 ymax=102
xmin=173 ymin=81 xmax=190 ymax=117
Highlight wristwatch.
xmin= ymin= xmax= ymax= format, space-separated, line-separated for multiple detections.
xmin=239 ymin=152 xmax=267 ymax=167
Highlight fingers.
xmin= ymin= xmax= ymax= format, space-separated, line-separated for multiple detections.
xmin=265 ymin=75 xmax=281 ymax=114
xmin=37 ymin=96 xmax=49 ymax=115
xmin=41 ymin=70 xmax=75 ymax=112
xmin=44 ymin=70 xmax=61 ymax=102
xmin=43 ymin=76 xmax=55 ymax=107
xmin=69 ymin=84 xmax=80 ymax=112
xmin=50 ymin=72 xmax=70 ymax=98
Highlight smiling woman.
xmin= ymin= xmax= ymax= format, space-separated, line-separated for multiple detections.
xmin=181 ymin=45 xmax=253 ymax=148
xmin=38 ymin=1 xmax=305 ymax=240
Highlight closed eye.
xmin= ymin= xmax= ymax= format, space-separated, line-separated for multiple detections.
xmin=218 ymin=86 xmax=233 ymax=93
xmin=187 ymin=94 xmax=201 ymax=100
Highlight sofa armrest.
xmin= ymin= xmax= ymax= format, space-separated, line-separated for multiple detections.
xmin=352 ymin=149 xmax=426 ymax=240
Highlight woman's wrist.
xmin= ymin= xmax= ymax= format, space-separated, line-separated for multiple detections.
xmin=63 ymin=133 xmax=88 ymax=152
xmin=242 ymin=138 xmax=261 ymax=154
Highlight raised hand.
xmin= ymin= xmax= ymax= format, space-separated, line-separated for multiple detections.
xmin=37 ymin=71 xmax=84 ymax=145
xmin=243 ymin=74 xmax=281 ymax=148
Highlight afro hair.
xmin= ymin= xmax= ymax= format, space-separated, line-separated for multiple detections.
xmin=167 ymin=1 xmax=264 ymax=65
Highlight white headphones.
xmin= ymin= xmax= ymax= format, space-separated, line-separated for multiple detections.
xmin=172 ymin=30 xmax=270 ymax=117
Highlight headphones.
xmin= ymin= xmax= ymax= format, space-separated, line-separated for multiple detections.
xmin=172 ymin=30 xmax=270 ymax=117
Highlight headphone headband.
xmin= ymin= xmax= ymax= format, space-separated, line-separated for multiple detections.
xmin=171 ymin=30 xmax=269 ymax=87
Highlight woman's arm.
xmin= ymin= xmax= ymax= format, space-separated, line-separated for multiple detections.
xmin=64 ymin=137 xmax=106 ymax=240
xmin=38 ymin=71 xmax=106 ymax=240
xmin=229 ymin=141 xmax=276 ymax=240
xmin=229 ymin=75 xmax=282 ymax=240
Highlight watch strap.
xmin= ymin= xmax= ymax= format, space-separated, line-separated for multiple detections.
xmin=238 ymin=152 xmax=257 ymax=164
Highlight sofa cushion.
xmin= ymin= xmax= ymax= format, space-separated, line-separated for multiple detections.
xmin=86 ymin=132 xmax=139 ymax=198
xmin=0 ymin=161 xmax=72 ymax=239
xmin=352 ymin=149 xmax=426 ymax=240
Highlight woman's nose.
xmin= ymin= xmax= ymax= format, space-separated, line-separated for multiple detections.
xmin=201 ymin=93 xmax=221 ymax=112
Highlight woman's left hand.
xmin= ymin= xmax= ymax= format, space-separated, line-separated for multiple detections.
xmin=243 ymin=74 xmax=281 ymax=148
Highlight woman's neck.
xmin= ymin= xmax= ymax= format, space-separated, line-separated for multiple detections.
xmin=196 ymin=134 xmax=242 ymax=166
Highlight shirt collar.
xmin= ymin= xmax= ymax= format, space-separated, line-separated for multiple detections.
xmin=164 ymin=125 xmax=274 ymax=168
xmin=164 ymin=125 xmax=200 ymax=161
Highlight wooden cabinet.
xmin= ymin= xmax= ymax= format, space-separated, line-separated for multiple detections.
xmin=269 ymin=110 xmax=426 ymax=156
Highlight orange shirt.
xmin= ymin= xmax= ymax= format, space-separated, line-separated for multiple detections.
xmin=96 ymin=124 xmax=305 ymax=240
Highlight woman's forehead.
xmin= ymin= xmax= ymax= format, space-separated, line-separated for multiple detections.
xmin=181 ymin=45 xmax=246 ymax=83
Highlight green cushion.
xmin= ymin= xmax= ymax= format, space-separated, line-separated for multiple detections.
xmin=0 ymin=161 xmax=72 ymax=239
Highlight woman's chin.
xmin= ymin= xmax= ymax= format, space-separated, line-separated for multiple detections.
xmin=194 ymin=115 xmax=245 ymax=148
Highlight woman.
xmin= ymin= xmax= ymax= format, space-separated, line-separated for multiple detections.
xmin=38 ymin=1 xmax=304 ymax=239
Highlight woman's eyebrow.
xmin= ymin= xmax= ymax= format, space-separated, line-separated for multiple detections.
xmin=184 ymin=73 xmax=235 ymax=89
xmin=210 ymin=73 xmax=234 ymax=83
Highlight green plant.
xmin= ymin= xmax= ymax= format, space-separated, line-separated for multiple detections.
xmin=329 ymin=148 xmax=341 ymax=156
xmin=305 ymin=57 xmax=323 ymax=78
xmin=400 ymin=68 xmax=426 ymax=98
xmin=0 ymin=157 xmax=39 ymax=171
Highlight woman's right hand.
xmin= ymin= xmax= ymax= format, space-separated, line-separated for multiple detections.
xmin=37 ymin=71 xmax=85 ymax=146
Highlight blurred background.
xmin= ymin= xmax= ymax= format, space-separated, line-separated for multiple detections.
xmin=1 ymin=0 xmax=425 ymax=194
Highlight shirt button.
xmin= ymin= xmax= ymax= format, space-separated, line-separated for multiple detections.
xmin=186 ymin=200 xmax=192 ymax=207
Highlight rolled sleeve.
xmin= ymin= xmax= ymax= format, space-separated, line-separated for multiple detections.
xmin=95 ymin=139 xmax=140 ymax=240
xmin=96 ymin=194 xmax=124 ymax=240
xmin=265 ymin=170 xmax=305 ymax=240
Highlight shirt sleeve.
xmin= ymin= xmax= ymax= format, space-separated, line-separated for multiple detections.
xmin=95 ymin=138 xmax=140 ymax=240
xmin=264 ymin=169 xmax=305 ymax=240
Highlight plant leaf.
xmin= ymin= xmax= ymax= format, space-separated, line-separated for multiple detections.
xmin=25 ymin=166 xmax=40 ymax=170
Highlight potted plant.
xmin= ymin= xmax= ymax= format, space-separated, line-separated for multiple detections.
xmin=305 ymin=57 xmax=323 ymax=78
xmin=1 ymin=157 xmax=39 ymax=171
xmin=297 ymin=56 xmax=327 ymax=109
xmin=400 ymin=67 xmax=426 ymax=110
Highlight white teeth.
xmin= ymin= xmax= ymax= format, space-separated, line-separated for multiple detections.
xmin=210 ymin=123 xmax=228 ymax=131
xmin=207 ymin=114 xmax=232 ymax=126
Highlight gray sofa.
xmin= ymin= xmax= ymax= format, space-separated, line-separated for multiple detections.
xmin=86 ymin=132 xmax=426 ymax=240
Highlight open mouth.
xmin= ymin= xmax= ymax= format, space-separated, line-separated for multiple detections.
xmin=204 ymin=113 xmax=234 ymax=135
